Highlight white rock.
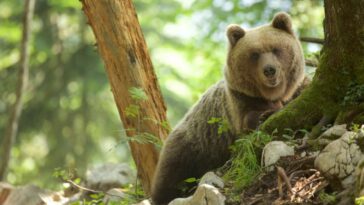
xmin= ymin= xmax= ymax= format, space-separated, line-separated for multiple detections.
xmin=199 ymin=172 xmax=224 ymax=188
xmin=168 ymin=184 xmax=225 ymax=205
xmin=317 ymin=124 xmax=348 ymax=146
xmin=314 ymin=131 xmax=364 ymax=189
xmin=320 ymin=124 xmax=347 ymax=138
xmin=39 ymin=192 xmax=80 ymax=205
xmin=132 ymin=199 xmax=151 ymax=205
xmin=355 ymin=159 xmax=364 ymax=197
xmin=103 ymin=188 xmax=126 ymax=203
xmin=86 ymin=163 xmax=135 ymax=191
xmin=261 ymin=141 xmax=294 ymax=171
xmin=3 ymin=184 xmax=50 ymax=205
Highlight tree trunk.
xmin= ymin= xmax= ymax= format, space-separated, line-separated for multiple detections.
xmin=0 ymin=0 xmax=36 ymax=180
xmin=81 ymin=0 xmax=169 ymax=194
xmin=261 ymin=0 xmax=364 ymax=135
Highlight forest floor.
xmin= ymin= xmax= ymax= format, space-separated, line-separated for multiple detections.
xmin=224 ymin=155 xmax=331 ymax=205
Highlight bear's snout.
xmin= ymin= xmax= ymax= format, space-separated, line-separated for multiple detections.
xmin=263 ymin=65 xmax=277 ymax=78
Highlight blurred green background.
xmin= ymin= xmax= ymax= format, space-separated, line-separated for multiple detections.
xmin=0 ymin=0 xmax=323 ymax=189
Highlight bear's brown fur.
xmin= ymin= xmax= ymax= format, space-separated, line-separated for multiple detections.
xmin=151 ymin=12 xmax=305 ymax=205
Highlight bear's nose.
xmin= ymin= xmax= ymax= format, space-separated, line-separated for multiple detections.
xmin=263 ymin=65 xmax=276 ymax=77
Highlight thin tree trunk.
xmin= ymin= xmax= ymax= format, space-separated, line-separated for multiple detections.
xmin=81 ymin=0 xmax=169 ymax=194
xmin=0 ymin=0 xmax=36 ymax=180
xmin=261 ymin=0 xmax=364 ymax=135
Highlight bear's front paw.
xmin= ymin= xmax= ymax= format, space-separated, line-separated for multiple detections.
xmin=258 ymin=110 xmax=277 ymax=124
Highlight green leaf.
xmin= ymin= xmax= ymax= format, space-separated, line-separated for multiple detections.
xmin=74 ymin=178 xmax=81 ymax=185
xmin=184 ymin=177 xmax=197 ymax=183
xmin=129 ymin=87 xmax=148 ymax=101
xmin=160 ymin=120 xmax=171 ymax=132
xmin=125 ymin=104 xmax=140 ymax=118
xmin=207 ymin=117 xmax=221 ymax=124
xmin=218 ymin=119 xmax=229 ymax=135
xmin=356 ymin=196 xmax=364 ymax=205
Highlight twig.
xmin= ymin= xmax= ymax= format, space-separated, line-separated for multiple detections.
xmin=66 ymin=180 xmax=102 ymax=194
xmin=300 ymin=37 xmax=324 ymax=44
xmin=277 ymin=166 xmax=293 ymax=195
xmin=294 ymin=176 xmax=324 ymax=194
xmin=289 ymin=169 xmax=318 ymax=181
xmin=65 ymin=180 xmax=124 ymax=198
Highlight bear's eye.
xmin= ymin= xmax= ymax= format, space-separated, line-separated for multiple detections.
xmin=272 ymin=48 xmax=281 ymax=56
xmin=250 ymin=52 xmax=260 ymax=61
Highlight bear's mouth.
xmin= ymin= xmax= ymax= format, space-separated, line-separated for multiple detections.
xmin=265 ymin=78 xmax=280 ymax=88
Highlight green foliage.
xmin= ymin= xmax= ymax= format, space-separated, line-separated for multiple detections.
xmin=224 ymin=131 xmax=272 ymax=191
xmin=125 ymin=105 xmax=140 ymax=118
xmin=53 ymin=167 xmax=68 ymax=181
xmin=343 ymin=82 xmax=364 ymax=106
xmin=351 ymin=123 xmax=361 ymax=132
xmin=356 ymin=196 xmax=364 ymax=205
xmin=208 ymin=117 xmax=230 ymax=136
xmin=318 ymin=191 xmax=337 ymax=204
xmin=53 ymin=167 xmax=80 ymax=183
xmin=160 ymin=120 xmax=171 ymax=132
xmin=282 ymin=128 xmax=295 ymax=140
xmin=123 ymin=86 xmax=164 ymax=149
xmin=130 ymin=132 xmax=163 ymax=150
xmin=184 ymin=177 xmax=198 ymax=183
xmin=71 ymin=186 xmax=144 ymax=205
xmin=129 ymin=87 xmax=148 ymax=101
xmin=71 ymin=193 xmax=105 ymax=205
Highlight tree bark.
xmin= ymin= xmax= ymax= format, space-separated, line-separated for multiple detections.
xmin=0 ymin=0 xmax=36 ymax=180
xmin=261 ymin=0 xmax=364 ymax=135
xmin=81 ymin=0 xmax=169 ymax=194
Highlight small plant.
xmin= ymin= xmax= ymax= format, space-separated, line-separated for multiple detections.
xmin=125 ymin=87 xmax=148 ymax=118
xmin=131 ymin=132 xmax=163 ymax=149
xmin=184 ymin=177 xmax=198 ymax=183
xmin=318 ymin=191 xmax=337 ymax=204
xmin=356 ymin=196 xmax=364 ymax=205
xmin=224 ymin=131 xmax=272 ymax=191
xmin=129 ymin=87 xmax=148 ymax=101
xmin=282 ymin=128 xmax=295 ymax=140
xmin=122 ymin=87 xmax=165 ymax=149
xmin=125 ymin=104 xmax=140 ymax=118
xmin=178 ymin=177 xmax=199 ymax=194
xmin=53 ymin=167 xmax=79 ymax=182
xmin=351 ymin=123 xmax=361 ymax=132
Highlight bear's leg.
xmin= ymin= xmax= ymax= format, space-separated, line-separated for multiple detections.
xmin=151 ymin=142 xmax=198 ymax=205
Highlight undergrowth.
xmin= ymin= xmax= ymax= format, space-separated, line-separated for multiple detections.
xmin=224 ymin=131 xmax=272 ymax=192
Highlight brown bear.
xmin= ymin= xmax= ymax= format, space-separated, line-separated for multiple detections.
xmin=151 ymin=12 xmax=305 ymax=205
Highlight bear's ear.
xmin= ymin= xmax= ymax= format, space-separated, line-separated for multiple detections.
xmin=226 ymin=24 xmax=245 ymax=47
xmin=272 ymin=12 xmax=294 ymax=35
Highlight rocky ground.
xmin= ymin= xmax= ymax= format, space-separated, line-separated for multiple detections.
xmin=164 ymin=124 xmax=364 ymax=205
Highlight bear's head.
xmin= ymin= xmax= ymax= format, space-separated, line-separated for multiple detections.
xmin=224 ymin=12 xmax=304 ymax=102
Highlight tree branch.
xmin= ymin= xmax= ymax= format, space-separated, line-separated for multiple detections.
xmin=0 ymin=0 xmax=36 ymax=180
xmin=305 ymin=59 xmax=318 ymax=67
xmin=300 ymin=37 xmax=324 ymax=44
